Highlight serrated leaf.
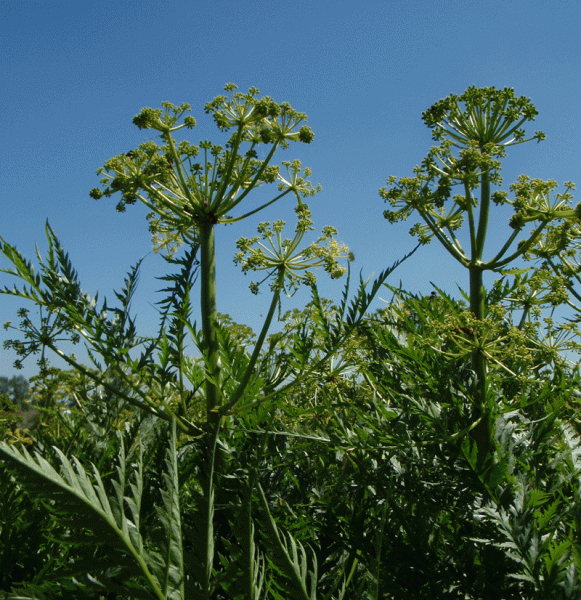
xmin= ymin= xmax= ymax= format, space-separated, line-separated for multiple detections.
xmin=0 ymin=441 xmax=167 ymax=600
xmin=258 ymin=483 xmax=316 ymax=600
xmin=151 ymin=419 xmax=185 ymax=600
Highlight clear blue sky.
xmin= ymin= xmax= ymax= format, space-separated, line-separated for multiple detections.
xmin=1 ymin=0 xmax=580 ymax=379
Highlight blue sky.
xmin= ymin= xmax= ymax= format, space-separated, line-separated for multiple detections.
xmin=1 ymin=0 xmax=580 ymax=378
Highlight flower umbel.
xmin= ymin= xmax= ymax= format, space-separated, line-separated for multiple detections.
xmin=91 ymin=85 xmax=319 ymax=255
xmin=234 ymin=204 xmax=353 ymax=296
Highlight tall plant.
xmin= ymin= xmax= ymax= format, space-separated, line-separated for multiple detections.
xmin=89 ymin=84 xmax=330 ymax=423
xmin=0 ymin=85 xmax=412 ymax=599
xmin=380 ymin=86 xmax=579 ymax=463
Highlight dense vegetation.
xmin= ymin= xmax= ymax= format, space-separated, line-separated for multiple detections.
xmin=1 ymin=85 xmax=580 ymax=599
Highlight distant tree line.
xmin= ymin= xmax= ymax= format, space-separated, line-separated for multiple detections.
xmin=0 ymin=375 xmax=29 ymax=408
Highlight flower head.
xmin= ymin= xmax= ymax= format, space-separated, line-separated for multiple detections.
xmin=234 ymin=204 xmax=353 ymax=296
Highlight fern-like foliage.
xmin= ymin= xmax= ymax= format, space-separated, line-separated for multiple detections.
xmin=151 ymin=244 xmax=199 ymax=391
xmin=1 ymin=222 xmax=144 ymax=362
xmin=258 ymin=482 xmax=317 ymax=600
xmin=473 ymin=413 xmax=581 ymax=599
xmin=0 ymin=420 xmax=184 ymax=600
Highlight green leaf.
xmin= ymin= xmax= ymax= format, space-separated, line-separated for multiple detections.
xmin=151 ymin=419 xmax=185 ymax=600
xmin=257 ymin=483 xmax=317 ymax=600
xmin=0 ymin=440 xmax=169 ymax=600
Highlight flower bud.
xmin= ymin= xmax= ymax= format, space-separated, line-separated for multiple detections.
xmin=298 ymin=126 xmax=314 ymax=144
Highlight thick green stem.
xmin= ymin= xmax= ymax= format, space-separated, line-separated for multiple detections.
xmin=475 ymin=171 xmax=491 ymax=263
xmin=242 ymin=491 xmax=255 ymax=600
xmin=468 ymin=265 xmax=485 ymax=321
xmin=201 ymin=422 xmax=220 ymax=600
xmin=200 ymin=222 xmax=221 ymax=422
xmin=470 ymin=168 xmax=491 ymax=469
xmin=470 ymin=169 xmax=489 ymax=392
xmin=241 ymin=443 xmax=262 ymax=600
xmin=469 ymin=264 xmax=486 ymax=390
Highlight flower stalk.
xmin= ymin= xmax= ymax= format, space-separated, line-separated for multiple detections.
xmin=90 ymin=85 xmax=325 ymax=423
xmin=381 ymin=86 xmax=579 ymax=467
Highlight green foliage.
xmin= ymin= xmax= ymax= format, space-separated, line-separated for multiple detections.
xmin=2 ymin=84 xmax=581 ymax=600
xmin=0 ymin=420 xmax=184 ymax=600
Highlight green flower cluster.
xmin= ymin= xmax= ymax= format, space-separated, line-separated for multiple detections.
xmin=234 ymin=203 xmax=353 ymax=296
xmin=90 ymin=85 xmax=318 ymax=256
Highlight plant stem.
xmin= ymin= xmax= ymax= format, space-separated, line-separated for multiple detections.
xmin=469 ymin=262 xmax=488 ymax=401
xmin=470 ymin=167 xmax=490 ymax=379
xmin=202 ymin=421 xmax=220 ymax=600
xmin=475 ymin=169 xmax=490 ymax=264
xmin=200 ymin=222 xmax=221 ymax=423
xmin=221 ymin=269 xmax=284 ymax=414
xmin=242 ymin=443 xmax=262 ymax=600
xmin=470 ymin=167 xmax=491 ymax=468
